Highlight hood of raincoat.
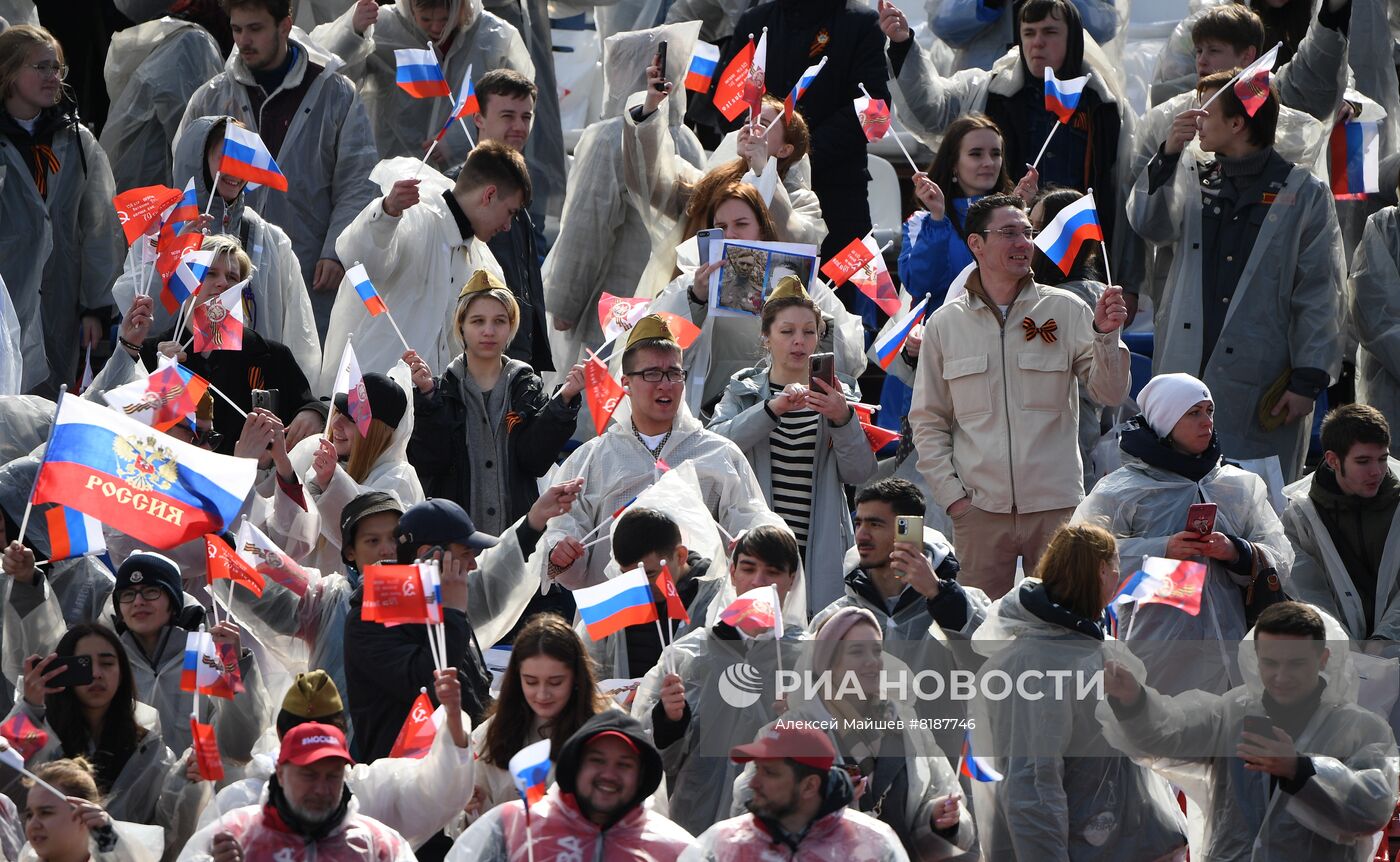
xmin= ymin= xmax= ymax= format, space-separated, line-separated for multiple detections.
xmin=972 ymin=578 xmax=1106 ymax=659
xmin=1238 ymin=604 xmax=1359 ymax=705
xmin=602 ymin=20 xmax=701 ymax=123
xmin=173 ymin=113 xmax=247 ymax=218
xmin=554 ymin=711 xmax=664 ymax=822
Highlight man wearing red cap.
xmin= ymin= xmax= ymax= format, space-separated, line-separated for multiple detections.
xmin=686 ymin=725 xmax=909 ymax=861
xmin=178 ymin=723 xmax=415 ymax=861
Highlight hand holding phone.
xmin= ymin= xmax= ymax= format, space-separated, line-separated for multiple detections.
xmin=809 ymin=352 xmax=836 ymax=389
xmin=47 ymin=655 xmax=94 ymax=689
xmin=653 ymin=41 xmax=669 ymax=92
xmin=1186 ymin=503 xmax=1217 ymax=536
xmin=1241 ymin=714 xmax=1275 ymax=740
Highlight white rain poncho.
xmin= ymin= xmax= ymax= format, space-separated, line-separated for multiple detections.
xmin=0 ymin=393 xmax=49 ymax=465
xmin=0 ymin=108 xmax=124 ymax=394
xmin=542 ymin=21 xmax=707 ymax=377
xmin=110 ymin=115 xmax=321 ymax=376
xmin=175 ymin=36 xmax=380 ymax=298
xmin=101 ymin=17 xmax=222 ymax=193
xmin=1281 ymin=458 xmax=1400 ymax=640
xmin=196 ymin=713 xmax=474 ymax=849
xmin=1127 ymin=146 xmax=1344 ymax=482
xmin=319 ymin=159 xmax=504 ymax=393
xmin=663 ymin=0 xmax=758 ymax=42
xmin=0 ymin=276 xmax=21 ymax=396
xmin=1 ymin=700 xmax=209 ymax=859
xmin=728 ymin=647 xmax=977 ymax=860
xmin=540 ymin=417 xmax=786 ymax=590
xmin=273 ymin=363 xmax=423 ymax=575
xmin=1073 ymin=440 xmax=1296 ymax=695
xmin=967 ymin=581 xmax=1188 ymax=861
xmin=1350 ymin=206 xmax=1400 ymax=440
xmin=179 ymin=797 xmax=415 ymax=862
xmin=18 ymin=820 xmax=163 ymax=862
xmin=312 ymin=0 xmax=563 ymax=220
xmin=1097 ymin=608 xmax=1399 ymax=862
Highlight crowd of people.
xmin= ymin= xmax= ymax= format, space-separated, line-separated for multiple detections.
xmin=1 ymin=0 xmax=1400 ymax=859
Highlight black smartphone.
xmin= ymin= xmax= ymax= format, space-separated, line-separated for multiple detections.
xmin=48 ymin=655 xmax=94 ymax=689
xmin=653 ymin=41 xmax=668 ymax=91
xmin=250 ymin=388 xmax=278 ymax=413
xmin=1241 ymin=714 xmax=1274 ymax=739
xmin=697 ymin=228 xmax=723 ymax=264
xmin=809 ymin=352 xmax=836 ymax=389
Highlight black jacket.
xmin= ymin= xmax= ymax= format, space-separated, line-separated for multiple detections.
xmin=705 ymin=0 xmax=891 ymax=192
xmin=342 ymin=586 xmax=493 ymax=763
xmin=487 ymin=207 xmax=553 ymax=372
xmin=407 ymin=360 xmax=579 ymax=528
xmin=139 ymin=328 xmax=324 ymax=455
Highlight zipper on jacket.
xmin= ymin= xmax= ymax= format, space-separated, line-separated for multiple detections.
xmin=998 ymin=309 xmax=1018 ymax=508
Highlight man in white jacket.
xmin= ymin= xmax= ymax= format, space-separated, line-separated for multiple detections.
xmin=320 ymin=143 xmax=518 ymax=391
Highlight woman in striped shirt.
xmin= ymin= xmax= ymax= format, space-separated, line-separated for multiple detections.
xmin=708 ymin=278 xmax=878 ymax=611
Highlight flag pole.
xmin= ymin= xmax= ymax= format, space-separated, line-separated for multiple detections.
xmin=1198 ymin=44 xmax=1278 ymax=112
xmin=326 ymin=333 xmax=352 ymax=438
xmin=0 ymin=738 xmax=72 ymax=806
xmin=458 ymin=118 xmax=475 ymax=149
xmin=205 ymin=382 xmax=250 ymax=419
xmin=384 ymin=311 xmax=413 ymax=355
xmin=1087 ymin=188 xmax=1113 ymax=287
xmin=202 ymin=173 xmax=222 ymax=217
xmin=16 ymin=385 xmax=66 ymax=549
xmin=859 ymin=82 xmax=922 ymax=175
xmin=415 ymin=141 xmax=440 ymax=178
xmin=1031 ymin=122 xmax=1059 ymax=170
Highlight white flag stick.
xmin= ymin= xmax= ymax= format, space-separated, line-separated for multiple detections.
xmin=858 ymin=82 xmax=921 ymax=175
xmin=1031 ymin=122 xmax=1059 ymax=170
xmin=202 ymin=173 xmax=222 ymax=217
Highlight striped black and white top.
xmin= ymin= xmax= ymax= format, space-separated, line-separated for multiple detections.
xmin=768 ymin=383 xmax=819 ymax=550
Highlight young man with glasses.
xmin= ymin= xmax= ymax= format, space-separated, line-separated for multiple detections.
xmin=543 ymin=315 xmax=787 ymax=589
xmin=909 ymin=193 xmax=1130 ymax=599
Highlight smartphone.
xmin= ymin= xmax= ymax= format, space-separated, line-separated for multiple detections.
xmin=1186 ymin=502 xmax=1217 ymax=536
xmin=809 ymin=352 xmax=836 ymax=390
xmin=697 ymin=228 xmax=723 ymax=265
xmin=48 ymin=655 xmax=94 ymax=689
xmin=895 ymin=515 xmax=924 ymax=543
xmin=653 ymin=41 xmax=668 ymax=91
xmin=250 ymin=388 xmax=278 ymax=413
xmin=1241 ymin=714 xmax=1274 ymax=739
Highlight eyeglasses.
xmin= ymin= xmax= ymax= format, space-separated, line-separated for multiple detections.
xmin=979 ymin=226 xmax=1038 ymax=241
xmin=26 ymin=63 xmax=68 ymax=81
xmin=625 ymin=368 xmax=686 ymax=383
xmin=117 ymin=586 xmax=166 ymax=604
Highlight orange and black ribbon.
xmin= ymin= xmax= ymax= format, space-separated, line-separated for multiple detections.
xmin=1022 ymin=317 xmax=1058 ymax=343
xmin=30 ymin=144 xmax=59 ymax=198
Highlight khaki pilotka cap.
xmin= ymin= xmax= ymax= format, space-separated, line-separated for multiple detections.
xmin=624 ymin=314 xmax=680 ymax=351
xmin=457 ymin=269 xmax=508 ymax=300
xmin=281 ymin=670 xmax=344 ymax=719
xmin=765 ymin=275 xmax=810 ymax=304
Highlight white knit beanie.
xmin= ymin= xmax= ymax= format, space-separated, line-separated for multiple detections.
xmin=1139 ymin=373 xmax=1213 ymax=439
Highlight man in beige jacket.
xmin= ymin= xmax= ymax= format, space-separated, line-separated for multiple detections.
xmin=910 ymin=193 xmax=1130 ymax=598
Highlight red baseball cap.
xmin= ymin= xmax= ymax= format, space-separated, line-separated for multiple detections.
xmin=587 ymin=729 xmax=639 ymax=754
xmin=730 ymin=725 xmax=835 ymax=772
xmin=278 ymin=723 xmax=354 ymax=768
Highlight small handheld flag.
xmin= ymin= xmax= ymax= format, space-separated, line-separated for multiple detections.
xmin=220 ymin=125 xmax=288 ymax=192
xmin=114 ymin=186 xmax=182 ymax=246
xmin=396 ymin=47 xmax=452 ymax=99
xmin=347 ymin=263 xmax=387 ymax=317
xmin=656 ymin=562 xmax=690 ymax=626
xmin=389 ymin=690 xmax=443 ymax=759
xmin=583 ymin=351 xmax=626 ymax=437
xmin=331 ymin=341 xmax=372 ymax=438
xmin=362 ymin=564 xmax=440 ymax=625
xmin=598 ymin=293 xmax=651 ymax=344
xmin=192 ymin=281 xmax=248 ymax=353
xmin=168 ymin=178 xmax=201 ymax=236
xmin=872 ymin=296 xmax=929 ymax=370
xmin=205 ymin=533 xmax=265 ymax=597
xmin=713 ymin=36 xmax=757 ymax=122
xmin=685 ymin=41 xmax=720 ymax=93
xmin=44 ymin=505 xmax=106 ymax=562
xmin=435 ymin=64 xmax=478 ymax=142
xmin=509 ymin=738 xmax=553 ymax=806
xmin=1232 ymin=43 xmax=1279 ymax=117
xmin=156 ymin=230 xmax=204 ymax=313
xmin=0 ymin=714 xmax=48 ymax=760
xmin=959 ymin=731 xmax=1003 ymax=782
xmin=1044 ymin=67 xmax=1089 ymax=124
xmin=848 ymin=234 xmax=899 ymax=316
xmin=654 ymin=313 xmax=701 ymax=350
xmin=191 ymin=716 xmax=224 ymax=781
xmin=852 ymin=404 xmax=900 ymax=454
xmin=741 ymin=28 xmax=768 ymax=120
xmin=1111 ymin=557 xmax=1208 ymax=618
xmin=821 ymin=236 xmax=876 ymax=287
xmin=785 ymin=56 xmax=827 ymax=115
xmin=575 ymin=568 xmax=659 ymax=641
xmin=719 ymin=585 xmax=781 ymax=638
xmin=1330 ymin=120 xmax=1380 ymax=200
xmin=1032 ymin=194 xmax=1104 ymax=276
xmin=854 ymin=95 xmax=892 ymax=142
xmin=236 ymin=519 xmax=312 ymax=597
xmin=180 ymin=630 xmax=243 ymax=699
xmin=102 ymin=362 xmax=209 ymax=432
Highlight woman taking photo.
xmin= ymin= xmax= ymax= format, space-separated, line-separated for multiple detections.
xmin=11 ymin=623 xmax=207 ymax=859
xmin=464 ymin=614 xmax=610 ymax=821
xmin=0 ymin=24 xmax=123 ymax=397
xmin=878 ymin=113 xmax=1036 ymax=433
xmin=708 ymin=279 xmax=876 ymax=610
xmin=20 ymin=758 xmax=157 ymax=862
xmin=969 ymin=523 xmax=1187 ymax=861
xmin=1074 ymin=373 xmax=1292 ymax=695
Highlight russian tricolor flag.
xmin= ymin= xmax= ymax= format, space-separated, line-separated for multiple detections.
xmin=220 ymin=125 xmax=288 ymax=192
xmin=1032 ymin=193 xmax=1103 ymax=276
xmin=575 ymin=568 xmax=659 ymax=641
xmin=168 ymin=248 xmax=214 ymax=309
xmin=168 ymin=178 xmax=200 ymax=236
xmin=785 ymin=56 xmax=827 ymax=115
xmin=435 ymin=64 xmax=477 ymax=142
xmin=32 ymin=395 xmax=257 ymax=550
xmin=509 ymin=738 xmax=553 ymax=806
xmin=1044 ymin=67 xmax=1089 ymax=124
xmin=685 ymin=41 xmax=720 ymax=93
xmin=395 ymin=48 xmax=452 ymax=99
xmin=44 ymin=505 xmax=105 ymax=561
xmin=1330 ymin=119 xmax=1379 ymax=200
xmin=1110 ymin=556 xmax=1208 ymax=618
xmin=180 ymin=630 xmax=242 ymax=699
xmin=346 ymin=263 xmax=387 ymax=317
xmin=871 ymin=295 xmax=929 ymax=370
xmin=959 ymin=731 xmax=1003 ymax=782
